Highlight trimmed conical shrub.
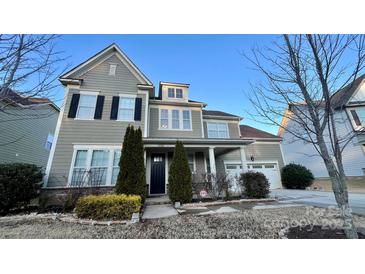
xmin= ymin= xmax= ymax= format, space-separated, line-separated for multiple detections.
xmin=168 ymin=141 xmax=192 ymax=203
xmin=115 ymin=125 xmax=146 ymax=201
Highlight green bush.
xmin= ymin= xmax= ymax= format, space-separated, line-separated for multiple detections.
xmin=0 ymin=163 xmax=43 ymax=215
xmin=75 ymin=194 xmax=141 ymax=220
xmin=281 ymin=163 xmax=314 ymax=189
xmin=168 ymin=141 xmax=192 ymax=203
xmin=116 ymin=125 xmax=146 ymax=202
xmin=239 ymin=171 xmax=270 ymax=198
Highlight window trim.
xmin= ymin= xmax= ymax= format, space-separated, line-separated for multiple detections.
xmin=108 ymin=63 xmax=117 ymax=76
xmin=207 ymin=121 xmax=230 ymax=138
xmin=44 ymin=133 xmax=54 ymax=151
xmin=68 ymin=145 xmax=122 ymax=187
xmin=158 ymin=107 xmax=192 ymax=131
xmin=75 ymin=91 xmax=99 ymax=120
xmin=348 ymin=107 xmax=365 ymax=131
xmin=117 ymin=93 xmax=137 ymax=122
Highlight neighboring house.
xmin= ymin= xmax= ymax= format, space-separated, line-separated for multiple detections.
xmin=279 ymin=74 xmax=365 ymax=178
xmin=0 ymin=88 xmax=59 ymax=167
xmin=44 ymin=43 xmax=285 ymax=196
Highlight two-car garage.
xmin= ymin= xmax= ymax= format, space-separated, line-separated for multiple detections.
xmin=224 ymin=162 xmax=282 ymax=190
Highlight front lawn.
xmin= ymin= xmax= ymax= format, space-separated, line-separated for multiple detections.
xmin=1 ymin=206 xmax=364 ymax=239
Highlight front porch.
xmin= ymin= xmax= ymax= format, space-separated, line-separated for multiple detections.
xmin=144 ymin=138 xmax=254 ymax=197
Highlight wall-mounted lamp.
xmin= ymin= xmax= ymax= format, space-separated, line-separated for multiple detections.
xmin=250 ymin=156 xmax=255 ymax=162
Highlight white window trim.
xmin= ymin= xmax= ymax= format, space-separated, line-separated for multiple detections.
xmin=117 ymin=93 xmax=137 ymax=122
xmin=207 ymin=121 xmax=230 ymax=138
xmin=108 ymin=63 xmax=118 ymax=76
xmin=158 ymin=107 xmax=193 ymax=131
xmin=75 ymin=91 xmax=99 ymax=120
xmin=347 ymin=108 xmax=365 ymax=131
xmin=67 ymin=145 xmax=122 ymax=187
xmin=44 ymin=133 xmax=54 ymax=151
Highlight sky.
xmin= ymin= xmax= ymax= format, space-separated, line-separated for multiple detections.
xmin=53 ymin=34 xmax=282 ymax=134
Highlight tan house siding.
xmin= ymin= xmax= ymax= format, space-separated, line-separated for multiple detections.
xmin=48 ymin=54 xmax=147 ymax=187
xmin=0 ymin=102 xmax=58 ymax=167
xmin=148 ymin=107 xmax=203 ymax=138
xmin=216 ymin=143 xmax=284 ymax=174
xmin=203 ymin=120 xmax=240 ymax=139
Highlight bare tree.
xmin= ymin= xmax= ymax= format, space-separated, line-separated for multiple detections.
xmin=0 ymin=34 xmax=66 ymax=110
xmin=244 ymin=34 xmax=365 ymax=238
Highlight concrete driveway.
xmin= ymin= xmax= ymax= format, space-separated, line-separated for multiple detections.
xmin=271 ymin=189 xmax=365 ymax=215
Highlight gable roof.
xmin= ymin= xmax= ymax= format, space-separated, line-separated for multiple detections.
xmin=59 ymin=43 xmax=153 ymax=86
xmin=330 ymin=74 xmax=365 ymax=109
xmin=240 ymin=125 xmax=281 ymax=140
xmin=0 ymin=87 xmax=59 ymax=111
xmin=202 ymin=109 xmax=241 ymax=119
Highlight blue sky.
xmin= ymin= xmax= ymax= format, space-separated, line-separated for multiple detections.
xmin=54 ymin=34 xmax=281 ymax=134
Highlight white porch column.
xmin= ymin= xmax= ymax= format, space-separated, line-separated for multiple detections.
xmin=144 ymin=150 xmax=147 ymax=165
xmin=208 ymin=146 xmax=216 ymax=174
xmin=240 ymin=146 xmax=248 ymax=172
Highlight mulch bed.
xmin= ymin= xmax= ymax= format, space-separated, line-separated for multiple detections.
xmin=287 ymin=225 xmax=365 ymax=239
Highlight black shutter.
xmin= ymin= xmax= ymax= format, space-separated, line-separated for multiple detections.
xmin=110 ymin=96 xmax=119 ymax=120
xmin=134 ymin=97 xmax=142 ymax=121
xmin=67 ymin=93 xmax=80 ymax=118
xmin=350 ymin=110 xmax=362 ymax=126
xmin=94 ymin=95 xmax=105 ymax=119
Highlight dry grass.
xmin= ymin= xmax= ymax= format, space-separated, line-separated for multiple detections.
xmin=312 ymin=177 xmax=365 ymax=193
xmin=1 ymin=206 xmax=364 ymax=239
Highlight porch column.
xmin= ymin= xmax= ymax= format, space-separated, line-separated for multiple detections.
xmin=239 ymin=146 xmax=248 ymax=172
xmin=144 ymin=150 xmax=147 ymax=166
xmin=208 ymin=146 xmax=216 ymax=174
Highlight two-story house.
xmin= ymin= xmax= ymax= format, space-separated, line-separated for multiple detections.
xmin=0 ymin=88 xmax=59 ymax=167
xmin=279 ymin=74 xmax=365 ymax=178
xmin=44 ymin=44 xmax=285 ymax=197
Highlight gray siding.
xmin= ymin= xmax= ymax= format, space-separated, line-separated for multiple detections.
xmin=0 ymin=102 xmax=58 ymax=167
xmin=216 ymin=143 xmax=284 ymax=174
xmin=48 ymin=54 xmax=146 ymax=187
xmin=148 ymin=107 xmax=203 ymax=138
xmin=203 ymin=120 xmax=240 ymax=139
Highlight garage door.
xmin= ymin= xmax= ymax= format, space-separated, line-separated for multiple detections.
xmin=225 ymin=162 xmax=281 ymax=190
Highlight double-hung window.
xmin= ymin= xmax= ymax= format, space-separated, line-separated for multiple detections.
xmin=172 ymin=109 xmax=180 ymax=129
xmin=70 ymin=147 xmax=122 ymax=186
xmin=76 ymin=94 xmax=97 ymax=119
xmin=90 ymin=150 xmax=109 ymax=186
xmin=176 ymin=88 xmax=183 ymax=98
xmin=168 ymin=88 xmax=175 ymax=98
xmin=207 ymin=122 xmax=229 ymax=138
xmin=160 ymin=109 xmax=169 ymax=129
xmin=182 ymin=110 xmax=191 ymax=129
xmin=118 ymin=96 xmax=135 ymax=121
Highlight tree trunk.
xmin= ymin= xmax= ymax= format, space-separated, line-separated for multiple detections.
xmin=318 ymin=140 xmax=358 ymax=239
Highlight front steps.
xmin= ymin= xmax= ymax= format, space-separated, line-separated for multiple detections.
xmin=145 ymin=195 xmax=171 ymax=206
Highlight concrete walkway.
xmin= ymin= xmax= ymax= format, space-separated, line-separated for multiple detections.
xmin=271 ymin=189 xmax=365 ymax=215
xmin=142 ymin=204 xmax=178 ymax=220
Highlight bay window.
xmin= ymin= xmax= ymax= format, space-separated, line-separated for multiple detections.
xmin=207 ymin=122 xmax=229 ymax=138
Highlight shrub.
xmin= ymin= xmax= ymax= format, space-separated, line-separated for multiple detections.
xmin=168 ymin=141 xmax=192 ymax=203
xmin=239 ymin=171 xmax=270 ymax=198
xmin=75 ymin=194 xmax=141 ymax=220
xmin=116 ymin=125 xmax=146 ymax=202
xmin=281 ymin=163 xmax=314 ymax=189
xmin=0 ymin=163 xmax=43 ymax=215
xmin=192 ymin=172 xmax=232 ymax=201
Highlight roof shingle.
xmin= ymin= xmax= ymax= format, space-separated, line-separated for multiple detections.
xmin=240 ymin=125 xmax=281 ymax=139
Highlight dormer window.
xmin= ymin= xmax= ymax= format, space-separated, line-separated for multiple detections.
xmin=168 ymin=88 xmax=175 ymax=98
xmin=167 ymin=87 xmax=184 ymax=99
xmin=109 ymin=64 xmax=117 ymax=76
xmin=176 ymin=88 xmax=183 ymax=98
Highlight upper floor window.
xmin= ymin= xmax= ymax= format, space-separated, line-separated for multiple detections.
xmin=159 ymin=108 xmax=191 ymax=130
xmin=44 ymin=133 xmax=54 ymax=151
xmin=76 ymin=94 xmax=97 ymax=119
xmin=207 ymin=122 xmax=229 ymax=138
xmin=349 ymin=108 xmax=365 ymax=130
xmin=176 ymin=88 xmax=183 ymax=98
xmin=118 ymin=97 xmax=135 ymax=121
xmin=167 ymin=88 xmax=183 ymax=99
xmin=168 ymin=88 xmax=175 ymax=98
